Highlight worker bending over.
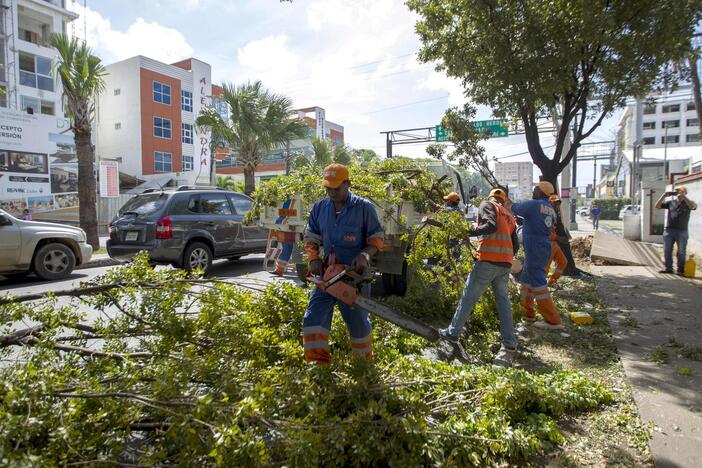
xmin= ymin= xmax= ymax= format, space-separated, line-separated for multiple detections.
xmin=546 ymin=195 xmax=567 ymax=286
xmin=439 ymin=188 xmax=520 ymax=366
xmin=508 ymin=182 xmax=564 ymax=330
xmin=302 ymin=164 xmax=385 ymax=364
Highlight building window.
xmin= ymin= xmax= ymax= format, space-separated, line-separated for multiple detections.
xmin=153 ymin=81 xmax=171 ymax=105
xmin=21 ymin=96 xmax=54 ymax=115
xmin=182 ymin=123 xmax=193 ymax=144
xmin=642 ymin=137 xmax=655 ymax=145
xmin=642 ymin=121 xmax=656 ymax=130
xmin=114 ymin=88 xmax=121 ymax=96
xmin=686 ymin=118 xmax=698 ymax=127
xmin=182 ymin=155 xmax=193 ymax=171
xmin=687 ymin=102 xmax=696 ymax=111
xmin=153 ymin=117 xmax=172 ymax=139
xmin=661 ymin=135 xmax=679 ymax=144
xmin=686 ymin=134 xmax=699 ymax=143
xmin=154 ymin=151 xmax=172 ymax=172
xmin=661 ymin=120 xmax=680 ymax=128
xmin=114 ymin=122 xmax=121 ymax=130
xmin=181 ymin=90 xmax=192 ymax=112
xmin=0 ymin=86 xmax=6 ymax=108
xmin=40 ymin=101 xmax=54 ymax=116
xmin=643 ymin=105 xmax=656 ymax=115
xmin=19 ymin=52 xmax=53 ymax=92
xmin=662 ymin=104 xmax=680 ymax=113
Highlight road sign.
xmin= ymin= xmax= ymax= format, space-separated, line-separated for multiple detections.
xmin=435 ymin=119 xmax=508 ymax=142
xmin=435 ymin=125 xmax=451 ymax=142
xmin=472 ymin=119 xmax=509 ymax=137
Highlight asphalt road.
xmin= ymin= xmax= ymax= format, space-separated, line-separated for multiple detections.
xmin=0 ymin=253 xmax=294 ymax=297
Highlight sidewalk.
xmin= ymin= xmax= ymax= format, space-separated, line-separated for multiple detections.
xmin=592 ymin=263 xmax=702 ymax=467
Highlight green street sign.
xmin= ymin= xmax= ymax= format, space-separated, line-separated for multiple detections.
xmin=435 ymin=125 xmax=451 ymax=142
xmin=435 ymin=119 xmax=508 ymax=142
xmin=472 ymin=118 xmax=509 ymax=137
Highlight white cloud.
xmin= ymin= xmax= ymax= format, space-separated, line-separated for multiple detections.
xmin=236 ymin=34 xmax=300 ymax=86
xmin=418 ymin=69 xmax=466 ymax=107
xmin=69 ymin=4 xmax=193 ymax=64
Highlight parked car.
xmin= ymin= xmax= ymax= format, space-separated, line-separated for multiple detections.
xmin=107 ymin=187 xmax=268 ymax=271
xmin=618 ymin=205 xmax=640 ymax=219
xmin=0 ymin=209 xmax=93 ymax=280
xmin=578 ymin=206 xmax=590 ymax=216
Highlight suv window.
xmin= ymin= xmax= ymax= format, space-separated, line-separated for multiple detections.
xmin=119 ymin=193 xmax=168 ymax=216
xmin=200 ymin=193 xmax=232 ymax=215
xmin=229 ymin=194 xmax=252 ymax=214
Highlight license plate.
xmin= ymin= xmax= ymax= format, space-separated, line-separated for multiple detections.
xmin=125 ymin=231 xmax=138 ymax=241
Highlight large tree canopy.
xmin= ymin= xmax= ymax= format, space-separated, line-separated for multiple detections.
xmin=408 ymin=0 xmax=702 ymax=185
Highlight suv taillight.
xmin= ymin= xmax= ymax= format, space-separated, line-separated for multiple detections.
xmin=156 ymin=216 xmax=172 ymax=239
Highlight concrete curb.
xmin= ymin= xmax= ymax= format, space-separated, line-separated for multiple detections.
xmin=76 ymin=255 xmax=121 ymax=270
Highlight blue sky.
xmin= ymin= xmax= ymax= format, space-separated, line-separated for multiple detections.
xmin=70 ymin=0 xmax=621 ymax=187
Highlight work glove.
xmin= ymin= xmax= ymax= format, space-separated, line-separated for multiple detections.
xmin=309 ymin=259 xmax=323 ymax=276
xmin=350 ymin=253 xmax=369 ymax=274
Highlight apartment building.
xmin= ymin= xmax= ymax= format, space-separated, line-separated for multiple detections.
xmin=494 ymin=161 xmax=533 ymax=200
xmin=96 ymin=56 xmax=213 ymax=190
xmin=0 ymin=0 xmax=79 ymax=217
xmin=216 ymin=105 xmax=345 ymax=183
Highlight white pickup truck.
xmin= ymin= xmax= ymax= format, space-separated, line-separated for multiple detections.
xmin=258 ymin=162 xmax=472 ymax=296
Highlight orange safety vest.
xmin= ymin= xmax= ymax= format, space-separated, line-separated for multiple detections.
xmin=476 ymin=201 xmax=516 ymax=264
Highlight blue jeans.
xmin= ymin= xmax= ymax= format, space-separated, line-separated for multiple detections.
xmin=446 ymin=261 xmax=518 ymax=349
xmin=592 ymin=216 xmax=599 ymax=230
xmin=663 ymin=228 xmax=688 ymax=273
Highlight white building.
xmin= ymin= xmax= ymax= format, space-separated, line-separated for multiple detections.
xmin=96 ymin=56 xmax=212 ymax=192
xmin=0 ymin=0 xmax=80 ymax=218
xmin=494 ymin=161 xmax=533 ymax=200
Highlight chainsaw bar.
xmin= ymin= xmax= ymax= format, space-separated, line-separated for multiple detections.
xmin=354 ymin=296 xmax=440 ymax=342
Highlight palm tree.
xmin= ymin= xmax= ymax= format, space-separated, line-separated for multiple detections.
xmin=215 ymin=175 xmax=244 ymax=192
xmin=196 ymin=81 xmax=308 ymax=195
xmin=293 ymin=137 xmax=333 ymax=169
xmin=332 ymin=143 xmax=351 ymax=165
xmin=50 ymin=33 xmax=106 ymax=250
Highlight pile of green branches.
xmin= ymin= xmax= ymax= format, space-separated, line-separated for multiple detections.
xmin=0 ymin=254 xmax=612 ymax=466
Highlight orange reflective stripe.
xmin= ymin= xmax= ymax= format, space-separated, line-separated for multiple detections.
xmin=477 ymin=202 xmax=516 ymax=263
xmin=303 ymin=333 xmax=329 ymax=343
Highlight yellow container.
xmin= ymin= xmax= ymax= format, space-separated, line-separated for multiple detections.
xmin=569 ymin=311 xmax=593 ymax=325
xmin=684 ymin=255 xmax=696 ymax=278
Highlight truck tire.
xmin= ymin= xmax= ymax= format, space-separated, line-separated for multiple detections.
xmin=183 ymin=242 xmax=213 ymax=272
xmin=381 ymin=272 xmax=395 ymax=295
xmin=381 ymin=262 xmax=409 ymax=297
xmin=33 ymin=243 xmax=76 ymax=280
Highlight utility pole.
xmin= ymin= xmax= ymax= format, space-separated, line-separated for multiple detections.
xmin=632 ymin=98 xmax=644 ymax=206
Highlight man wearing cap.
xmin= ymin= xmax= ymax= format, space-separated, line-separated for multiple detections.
xmin=439 ymin=187 xmax=520 ymax=366
xmin=302 ymin=163 xmax=385 ymax=364
xmin=546 ymin=195 xmax=568 ymax=286
xmin=507 ymin=181 xmax=563 ymax=330
xmin=443 ymin=192 xmax=464 ymax=214
xmin=656 ymin=185 xmax=697 ymax=275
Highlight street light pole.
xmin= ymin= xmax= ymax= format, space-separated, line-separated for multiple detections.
xmin=663 ymin=123 xmax=669 ymax=183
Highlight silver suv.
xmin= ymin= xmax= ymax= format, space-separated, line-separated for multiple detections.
xmin=107 ymin=187 xmax=268 ymax=271
xmin=0 ymin=209 xmax=93 ymax=280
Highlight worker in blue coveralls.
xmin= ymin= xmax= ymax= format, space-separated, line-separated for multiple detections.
xmin=507 ymin=181 xmax=564 ymax=330
xmin=302 ymin=163 xmax=385 ymax=364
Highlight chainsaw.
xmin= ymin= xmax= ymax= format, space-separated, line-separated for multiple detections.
xmin=310 ymin=264 xmax=469 ymax=362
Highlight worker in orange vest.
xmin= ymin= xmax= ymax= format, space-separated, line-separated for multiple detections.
xmin=546 ymin=195 xmax=567 ymax=286
xmin=439 ymin=188 xmax=520 ymax=366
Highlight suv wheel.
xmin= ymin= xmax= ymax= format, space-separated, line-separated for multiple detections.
xmin=33 ymin=243 xmax=76 ymax=280
xmin=183 ymin=242 xmax=212 ymax=272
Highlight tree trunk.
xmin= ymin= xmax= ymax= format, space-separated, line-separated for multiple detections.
xmin=689 ymin=53 xmax=702 ymax=144
xmin=75 ymin=130 xmax=99 ymax=250
xmin=244 ymin=166 xmax=256 ymax=196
